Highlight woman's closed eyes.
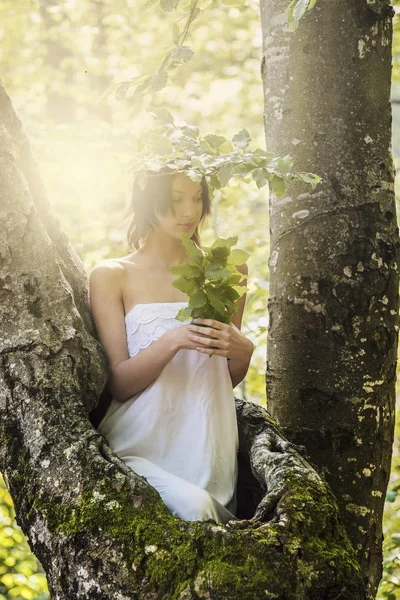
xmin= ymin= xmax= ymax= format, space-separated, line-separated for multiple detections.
xmin=172 ymin=196 xmax=202 ymax=203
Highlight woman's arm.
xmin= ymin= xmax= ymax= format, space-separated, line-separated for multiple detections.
xmin=228 ymin=337 xmax=254 ymax=389
xmin=89 ymin=263 xmax=181 ymax=402
xmin=110 ymin=336 xmax=181 ymax=402
xmin=227 ymin=262 xmax=254 ymax=388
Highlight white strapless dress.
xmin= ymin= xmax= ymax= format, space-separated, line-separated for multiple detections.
xmin=98 ymin=301 xmax=239 ymax=523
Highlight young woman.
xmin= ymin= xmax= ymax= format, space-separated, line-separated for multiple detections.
xmin=89 ymin=169 xmax=254 ymax=524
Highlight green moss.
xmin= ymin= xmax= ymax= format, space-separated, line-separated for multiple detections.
xmin=30 ymin=470 xmax=364 ymax=598
xmin=145 ymin=541 xmax=198 ymax=590
xmin=34 ymin=477 xmax=172 ymax=543
xmin=33 ymin=478 xmax=201 ymax=593
xmin=279 ymin=472 xmax=363 ymax=591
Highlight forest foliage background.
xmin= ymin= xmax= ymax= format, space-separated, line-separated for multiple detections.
xmin=0 ymin=0 xmax=400 ymax=598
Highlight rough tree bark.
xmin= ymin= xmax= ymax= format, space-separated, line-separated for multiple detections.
xmin=260 ymin=1 xmax=399 ymax=598
xmin=0 ymin=82 xmax=366 ymax=598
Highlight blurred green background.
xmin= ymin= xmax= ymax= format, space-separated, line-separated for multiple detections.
xmin=0 ymin=1 xmax=399 ymax=597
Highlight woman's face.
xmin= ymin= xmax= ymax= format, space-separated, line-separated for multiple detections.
xmin=156 ymin=173 xmax=204 ymax=240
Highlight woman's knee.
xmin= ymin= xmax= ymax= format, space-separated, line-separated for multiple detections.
xmin=183 ymin=487 xmax=217 ymax=522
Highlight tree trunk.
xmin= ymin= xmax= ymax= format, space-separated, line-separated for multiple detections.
xmin=260 ymin=1 xmax=399 ymax=598
xmin=0 ymin=82 xmax=366 ymax=598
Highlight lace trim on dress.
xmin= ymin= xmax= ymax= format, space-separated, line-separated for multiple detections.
xmin=125 ymin=302 xmax=190 ymax=357
xmin=125 ymin=302 xmax=188 ymax=329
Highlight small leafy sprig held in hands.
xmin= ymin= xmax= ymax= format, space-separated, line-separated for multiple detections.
xmin=169 ymin=233 xmax=249 ymax=326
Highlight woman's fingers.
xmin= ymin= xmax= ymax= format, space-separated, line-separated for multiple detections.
xmin=188 ymin=333 xmax=228 ymax=349
xmin=187 ymin=322 xmax=234 ymax=357
xmin=191 ymin=318 xmax=224 ymax=330
xmin=195 ymin=346 xmax=230 ymax=358
xmin=188 ymin=325 xmax=229 ymax=340
xmin=189 ymin=326 xmax=219 ymax=339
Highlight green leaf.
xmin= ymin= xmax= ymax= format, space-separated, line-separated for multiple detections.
xmin=204 ymin=286 xmax=226 ymax=314
xmin=223 ymin=298 xmax=238 ymax=312
xmin=232 ymin=162 xmax=254 ymax=177
xmin=285 ymin=0 xmax=317 ymax=32
xmin=180 ymin=233 xmax=204 ymax=266
xmin=221 ymin=0 xmax=245 ymax=5
xmin=391 ymin=533 xmax=400 ymax=547
xmin=170 ymin=45 xmax=194 ymax=63
xmin=219 ymin=140 xmax=234 ymax=154
xmin=269 ymin=174 xmax=287 ymax=199
xmin=223 ymin=273 xmax=243 ymax=286
xmin=232 ymin=284 xmax=248 ymax=297
xmin=232 ymin=128 xmax=251 ymax=150
xmin=172 ymin=277 xmax=198 ymax=295
xmin=296 ymin=172 xmax=322 ymax=188
xmin=169 ymin=158 xmax=191 ymax=170
xmin=205 ymin=267 xmax=233 ymax=281
xmin=218 ymin=163 xmax=234 ymax=186
xmin=292 ymin=0 xmax=313 ymax=21
xmin=145 ymin=157 xmax=165 ymax=171
xmin=168 ymin=128 xmax=184 ymax=143
xmin=169 ymin=264 xmax=202 ymax=278
xmin=191 ymin=154 xmax=212 ymax=169
xmin=252 ymin=168 xmax=268 ymax=189
xmin=161 ymin=0 xmax=180 ymax=11
xmin=202 ymin=134 xmax=227 ymax=151
xmin=133 ymin=75 xmax=153 ymax=96
xmin=276 ymin=154 xmax=293 ymax=172
xmin=189 ymin=289 xmax=208 ymax=308
xmin=211 ymin=236 xmax=238 ymax=249
xmin=150 ymin=72 xmax=169 ymax=91
xmin=175 ymin=306 xmax=193 ymax=321
xmin=181 ymin=124 xmax=200 ymax=139
xmin=115 ymin=82 xmax=131 ymax=100
xmin=185 ymin=169 xmax=203 ymax=183
xmin=191 ymin=305 xmax=213 ymax=319
xmin=208 ymin=173 xmax=221 ymax=190
xmin=222 ymin=287 xmax=240 ymax=302
xmin=148 ymin=108 xmax=174 ymax=124
xmin=227 ymin=248 xmax=250 ymax=265
xmin=210 ymin=246 xmax=230 ymax=261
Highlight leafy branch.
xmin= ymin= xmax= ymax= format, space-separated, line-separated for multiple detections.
xmin=129 ymin=110 xmax=322 ymax=196
xmin=101 ymin=0 xmax=204 ymax=104
xmin=169 ymin=233 xmax=249 ymax=324
xmin=99 ymin=0 xmax=318 ymax=106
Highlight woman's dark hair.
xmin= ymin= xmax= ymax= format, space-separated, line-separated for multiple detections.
xmin=125 ymin=167 xmax=211 ymax=251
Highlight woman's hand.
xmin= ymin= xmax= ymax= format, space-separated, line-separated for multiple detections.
xmin=187 ymin=318 xmax=254 ymax=360
xmin=163 ymin=324 xmax=206 ymax=353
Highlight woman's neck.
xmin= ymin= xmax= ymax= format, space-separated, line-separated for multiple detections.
xmin=138 ymin=234 xmax=190 ymax=269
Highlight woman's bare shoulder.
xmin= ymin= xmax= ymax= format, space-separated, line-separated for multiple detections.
xmin=90 ymin=257 xmax=122 ymax=272
xmin=89 ymin=254 xmax=141 ymax=279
